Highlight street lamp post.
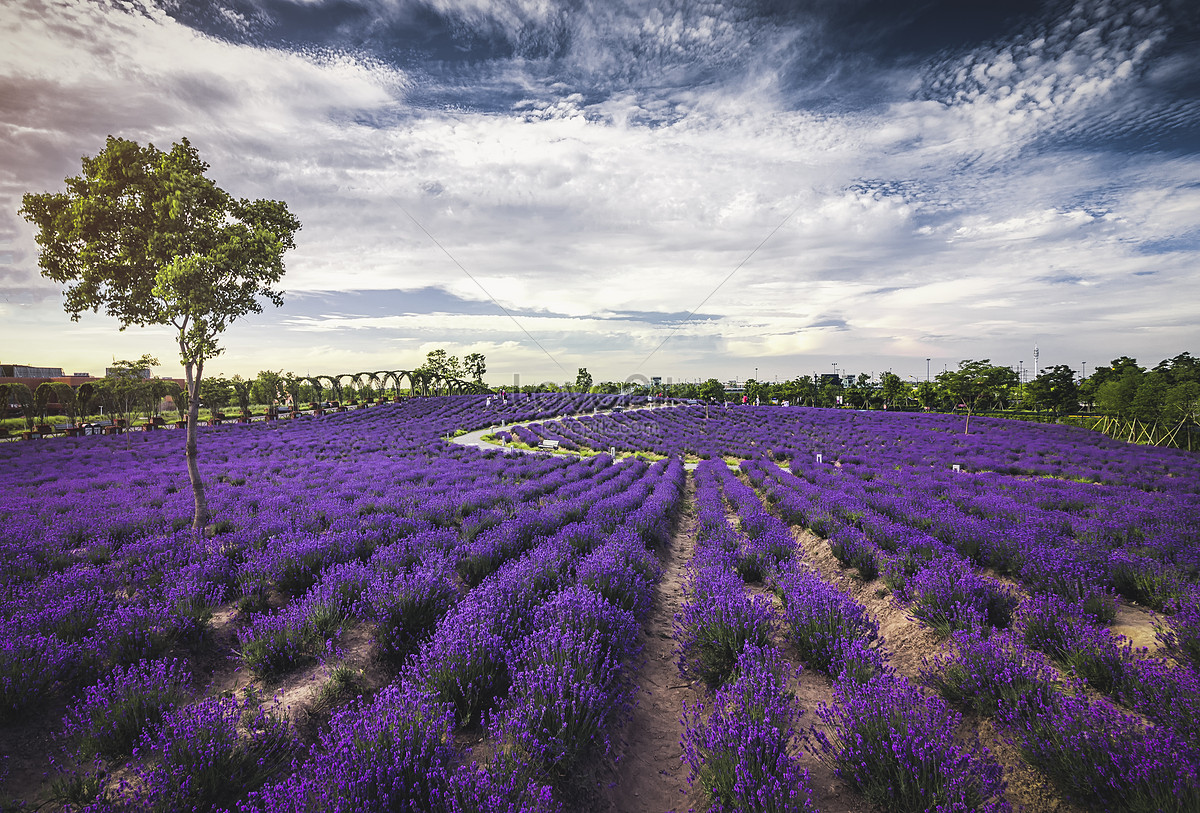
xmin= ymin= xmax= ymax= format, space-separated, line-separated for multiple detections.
xmin=926 ymin=358 xmax=930 ymax=382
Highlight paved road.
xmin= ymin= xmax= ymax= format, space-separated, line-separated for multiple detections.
xmin=446 ymin=407 xmax=701 ymax=469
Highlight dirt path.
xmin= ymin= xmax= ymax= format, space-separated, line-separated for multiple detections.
xmin=602 ymin=476 xmax=702 ymax=813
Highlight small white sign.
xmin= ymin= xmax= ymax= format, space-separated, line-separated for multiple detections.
xmin=952 ymin=464 xmax=961 ymax=472
xmin=816 ymin=454 xmax=823 ymax=464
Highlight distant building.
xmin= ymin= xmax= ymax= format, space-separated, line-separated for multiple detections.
xmin=1 ymin=364 xmax=65 ymax=378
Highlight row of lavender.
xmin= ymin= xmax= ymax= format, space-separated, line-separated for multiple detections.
xmin=519 ymin=406 xmax=1200 ymax=612
xmin=0 ymin=394 xmax=669 ymax=809
xmin=734 ymin=456 xmax=1200 ymax=810
xmin=524 ymin=404 xmax=1200 ymax=492
xmin=239 ymin=458 xmax=685 ymax=813
xmin=677 ymin=459 xmax=1010 ymax=811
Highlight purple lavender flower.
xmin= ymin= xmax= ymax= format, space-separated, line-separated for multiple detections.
xmin=63 ymin=657 xmax=191 ymax=760
xmin=364 ymin=565 xmax=459 ymax=666
xmin=682 ymin=643 xmax=814 ymax=812
xmin=813 ymin=673 xmax=1009 ymax=812
xmin=775 ymin=562 xmax=885 ymax=680
xmin=918 ymin=628 xmax=1063 ymax=716
xmin=245 ymin=683 xmax=454 ymax=813
xmin=1001 ymin=689 xmax=1200 ymax=812
xmin=127 ymin=694 xmax=295 ymax=812
xmin=676 ymin=564 xmax=777 ymax=688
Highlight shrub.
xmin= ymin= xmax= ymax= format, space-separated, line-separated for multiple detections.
xmin=576 ymin=541 xmax=655 ymax=618
xmin=828 ymin=527 xmax=879 ymax=581
xmin=0 ymin=633 xmax=79 ymax=720
xmin=908 ymin=558 xmax=1017 ymax=638
xmin=1019 ymin=594 xmax=1137 ymax=695
xmin=126 ymin=694 xmax=295 ymax=813
xmin=775 ymin=563 xmax=884 ymax=678
xmin=1108 ymin=548 xmax=1183 ymax=611
xmin=1002 ymin=691 xmax=1200 ymax=813
xmin=918 ymin=629 xmax=1062 ymax=716
xmin=236 ymin=605 xmax=311 ymax=677
xmin=441 ymin=757 xmax=562 ymax=813
xmin=63 ymin=657 xmax=191 ymax=760
xmin=1158 ymin=586 xmax=1200 ymax=670
xmin=365 ymin=567 xmax=458 ymax=666
xmin=675 ymin=565 xmax=776 ymax=689
xmin=245 ymin=684 xmax=455 ymax=813
xmin=498 ymin=625 xmax=635 ymax=775
xmin=812 ymin=673 xmax=1009 ymax=812
xmin=413 ymin=616 xmax=510 ymax=730
xmin=682 ymin=644 xmax=813 ymax=812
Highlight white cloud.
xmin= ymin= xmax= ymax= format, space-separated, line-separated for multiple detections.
xmin=1 ymin=0 xmax=1197 ymax=383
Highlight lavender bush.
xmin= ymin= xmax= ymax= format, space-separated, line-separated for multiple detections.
xmin=364 ymin=565 xmax=458 ymax=666
xmin=775 ymin=562 xmax=885 ymax=680
xmin=125 ymin=694 xmax=295 ymax=813
xmin=63 ymin=657 xmax=192 ymax=760
xmin=813 ymin=673 xmax=1010 ymax=812
xmin=245 ymin=683 xmax=455 ymax=813
xmin=918 ymin=628 xmax=1062 ymax=716
xmin=676 ymin=562 xmax=777 ymax=688
xmin=1002 ymin=690 xmax=1200 ymax=813
xmin=682 ymin=644 xmax=814 ymax=812
xmin=907 ymin=557 xmax=1017 ymax=638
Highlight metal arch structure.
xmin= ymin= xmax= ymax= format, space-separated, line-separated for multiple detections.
xmin=367 ymin=370 xmax=407 ymax=399
xmin=307 ymin=375 xmax=342 ymax=403
xmin=349 ymin=371 xmax=383 ymax=401
xmin=269 ymin=368 xmax=493 ymax=404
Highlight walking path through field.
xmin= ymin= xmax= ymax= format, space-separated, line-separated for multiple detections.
xmin=447 ymin=407 xmax=701 ymax=469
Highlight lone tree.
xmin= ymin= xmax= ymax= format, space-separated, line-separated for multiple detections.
xmin=936 ymin=359 xmax=1018 ymax=433
xmin=20 ymin=136 xmax=300 ymax=534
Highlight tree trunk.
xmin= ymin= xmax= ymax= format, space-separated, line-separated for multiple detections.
xmin=183 ymin=358 xmax=210 ymax=535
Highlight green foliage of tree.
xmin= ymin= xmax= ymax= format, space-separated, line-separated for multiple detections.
xmin=98 ymin=354 xmax=160 ymax=429
xmin=463 ymin=352 xmax=486 ymax=384
xmin=49 ymin=382 xmax=78 ymax=426
xmin=229 ymin=375 xmax=253 ymax=416
xmin=5 ymin=383 xmax=35 ymax=430
xmin=419 ymin=349 xmax=463 ymax=383
xmin=20 ymin=136 xmax=299 ymax=533
xmin=33 ymin=382 xmax=56 ymax=424
xmin=880 ymin=372 xmax=909 ymax=408
xmin=699 ymin=378 xmax=725 ymax=402
xmin=75 ymin=382 xmax=97 ymax=422
xmin=575 ymin=367 xmax=593 ymax=393
xmin=1025 ymin=364 xmax=1079 ymax=417
xmin=744 ymin=378 xmax=772 ymax=404
xmin=199 ymin=376 xmax=233 ymax=413
xmin=772 ymin=377 xmax=809 ymax=405
xmin=936 ymin=359 xmax=1018 ymax=433
xmin=915 ymin=380 xmax=939 ymax=410
xmin=251 ymin=370 xmax=285 ymax=410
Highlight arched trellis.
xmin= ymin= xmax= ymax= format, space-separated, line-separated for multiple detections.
xmin=349 ymin=371 xmax=383 ymax=401
xmin=306 ymin=375 xmax=342 ymax=403
xmin=291 ymin=369 xmax=492 ymax=403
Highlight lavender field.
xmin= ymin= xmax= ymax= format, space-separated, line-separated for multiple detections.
xmin=2 ymin=396 xmax=1199 ymax=812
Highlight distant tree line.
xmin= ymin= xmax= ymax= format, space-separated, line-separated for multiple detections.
xmin=628 ymin=352 xmax=1199 ymax=429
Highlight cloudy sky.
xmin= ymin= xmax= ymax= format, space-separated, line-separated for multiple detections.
xmin=2 ymin=0 xmax=1198 ymax=386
